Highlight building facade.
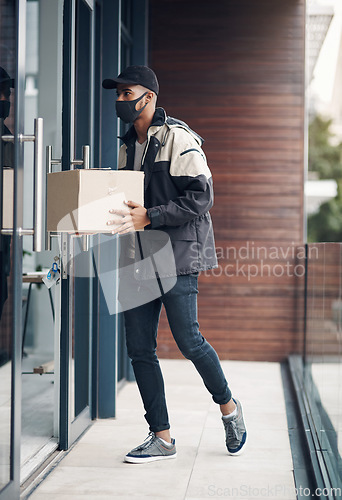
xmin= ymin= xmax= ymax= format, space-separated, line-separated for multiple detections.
xmin=2 ymin=1 xmax=341 ymax=498
xmin=151 ymin=0 xmax=306 ymax=361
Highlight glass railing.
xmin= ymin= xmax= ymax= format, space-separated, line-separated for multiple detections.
xmin=304 ymin=243 xmax=342 ymax=492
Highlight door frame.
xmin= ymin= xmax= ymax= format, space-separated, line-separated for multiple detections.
xmin=59 ymin=0 xmax=95 ymax=450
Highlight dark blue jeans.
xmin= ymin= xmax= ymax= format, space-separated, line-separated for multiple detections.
xmin=122 ymin=273 xmax=232 ymax=433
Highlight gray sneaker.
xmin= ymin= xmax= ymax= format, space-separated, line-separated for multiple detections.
xmin=222 ymin=398 xmax=247 ymax=455
xmin=124 ymin=432 xmax=177 ymax=464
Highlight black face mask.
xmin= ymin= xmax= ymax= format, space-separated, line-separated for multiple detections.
xmin=115 ymin=92 xmax=148 ymax=123
xmin=0 ymin=100 xmax=10 ymax=119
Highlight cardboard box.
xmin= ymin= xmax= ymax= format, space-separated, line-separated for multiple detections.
xmin=47 ymin=169 xmax=144 ymax=233
xmin=2 ymin=168 xmax=14 ymax=229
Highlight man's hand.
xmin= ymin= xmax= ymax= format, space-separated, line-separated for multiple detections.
xmin=107 ymin=200 xmax=150 ymax=235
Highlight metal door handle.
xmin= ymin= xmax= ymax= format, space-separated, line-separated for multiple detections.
xmin=71 ymin=145 xmax=90 ymax=169
xmin=33 ymin=118 xmax=44 ymax=252
xmin=1 ymin=118 xmax=45 ymax=252
xmin=46 ymin=145 xmax=62 ymax=250
xmin=72 ymin=145 xmax=90 ymax=250
xmin=46 ymin=145 xmax=61 ymax=173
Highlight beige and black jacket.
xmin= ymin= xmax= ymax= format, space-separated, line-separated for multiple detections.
xmin=118 ymin=107 xmax=217 ymax=276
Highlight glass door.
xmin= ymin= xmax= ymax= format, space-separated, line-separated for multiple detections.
xmin=59 ymin=0 xmax=95 ymax=449
xmin=1 ymin=0 xmax=96 ymax=493
xmin=72 ymin=0 xmax=93 ymax=423
xmin=1 ymin=0 xmax=49 ymax=494
xmin=20 ymin=0 xmax=64 ymax=483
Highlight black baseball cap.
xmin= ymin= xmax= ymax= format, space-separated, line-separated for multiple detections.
xmin=102 ymin=65 xmax=159 ymax=95
xmin=0 ymin=67 xmax=14 ymax=87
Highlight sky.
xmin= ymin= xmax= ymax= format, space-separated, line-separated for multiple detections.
xmin=310 ymin=0 xmax=342 ymax=104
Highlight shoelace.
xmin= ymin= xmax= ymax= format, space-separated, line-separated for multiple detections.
xmin=136 ymin=431 xmax=156 ymax=451
xmin=226 ymin=420 xmax=239 ymax=442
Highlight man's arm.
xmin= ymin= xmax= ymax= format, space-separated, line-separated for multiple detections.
xmin=147 ymin=175 xmax=213 ymax=228
xmin=108 ymin=130 xmax=213 ymax=233
xmin=147 ymin=136 xmax=213 ymax=228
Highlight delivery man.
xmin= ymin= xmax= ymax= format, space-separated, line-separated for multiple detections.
xmin=102 ymin=66 xmax=247 ymax=463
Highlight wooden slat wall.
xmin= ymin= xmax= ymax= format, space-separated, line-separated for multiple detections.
xmin=149 ymin=0 xmax=306 ymax=361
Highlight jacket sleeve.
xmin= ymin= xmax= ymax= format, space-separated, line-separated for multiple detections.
xmin=146 ymin=131 xmax=214 ymax=228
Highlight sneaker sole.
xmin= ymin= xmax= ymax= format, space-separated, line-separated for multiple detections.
xmin=124 ymin=453 xmax=177 ymax=464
